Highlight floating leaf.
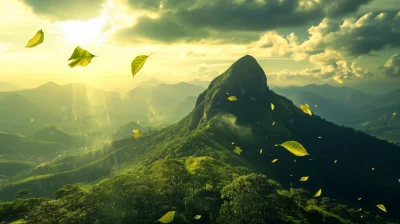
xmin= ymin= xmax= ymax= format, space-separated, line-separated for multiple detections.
xmin=26 ymin=29 xmax=44 ymax=48
xmin=314 ymin=189 xmax=322 ymax=197
xmin=271 ymin=103 xmax=275 ymax=111
xmin=300 ymin=176 xmax=309 ymax=182
xmin=67 ymin=46 xmax=96 ymax=68
xmin=334 ymin=160 xmax=337 ymax=164
xmin=272 ymin=122 xmax=275 ymax=126
xmin=132 ymin=129 xmax=142 ymax=139
xmin=228 ymin=96 xmax=238 ymax=101
xmin=232 ymin=142 xmax=235 ymax=145
xmin=299 ymin=104 xmax=312 ymax=116
xmin=194 ymin=215 xmax=201 ymax=220
xmin=271 ymin=159 xmax=278 ymax=163
xmin=358 ymin=198 xmax=362 ymax=201
xmin=233 ymin=146 xmax=242 ymax=155
xmin=314 ymin=104 xmax=318 ymax=108
xmin=393 ymin=112 xmax=397 ymax=116
xmin=260 ymin=149 xmax=263 ymax=155
xmin=158 ymin=211 xmax=176 ymax=223
xmin=358 ymin=208 xmax=362 ymax=211
xmin=131 ymin=54 xmax=151 ymax=78
xmin=372 ymin=168 xmax=375 ymax=171
xmin=276 ymin=141 xmax=310 ymax=157
xmin=376 ymin=204 xmax=387 ymax=212
xmin=318 ymin=136 xmax=322 ymax=139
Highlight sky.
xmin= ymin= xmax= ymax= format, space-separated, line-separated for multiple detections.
xmin=1 ymin=0 xmax=400 ymax=93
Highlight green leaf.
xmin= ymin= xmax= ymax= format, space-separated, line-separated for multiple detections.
xmin=233 ymin=146 xmax=242 ymax=155
xmin=227 ymin=96 xmax=237 ymax=101
xmin=299 ymin=104 xmax=312 ymax=116
xmin=158 ymin=211 xmax=176 ymax=223
xmin=194 ymin=215 xmax=201 ymax=219
xmin=132 ymin=129 xmax=142 ymax=139
xmin=26 ymin=29 xmax=44 ymax=48
xmin=131 ymin=54 xmax=151 ymax=78
xmin=67 ymin=46 xmax=96 ymax=68
xmin=276 ymin=141 xmax=310 ymax=157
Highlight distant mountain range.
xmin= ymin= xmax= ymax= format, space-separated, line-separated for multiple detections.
xmin=273 ymin=84 xmax=400 ymax=144
xmin=0 ymin=81 xmax=205 ymax=135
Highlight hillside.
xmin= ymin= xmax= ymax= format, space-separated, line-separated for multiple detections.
xmin=30 ymin=125 xmax=86 ymax=148
xmin=112 ymin=121 xmax=155 ymax=140
xmin=1 ymin=55 xmax=399 ymax=223
xmin=0 ymin=132 xmax=67 ymax=161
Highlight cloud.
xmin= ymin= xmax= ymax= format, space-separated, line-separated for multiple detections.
xmin=299 ymin=11 xmax=400 ymax=58
xmin=186 ymin=50 xmax=206 ymax=57
xmin=0 ymin=41 xmax=15 ymax=54
xmin=382 ymin=53 xmax=400 ymax=77
xmin=215 ymin=114 xmax=252 ymax=138
xmin=190 ymin=65 xmax=219 ymax=80
xmin=19 ymin=0 xmax=106 ymax=20
xmin=268 ymin=60 xmax=373 ymax=84
xmin=117 ymin=0 xmax=370 ymax=43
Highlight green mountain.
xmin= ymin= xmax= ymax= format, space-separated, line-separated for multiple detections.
xmin=30 ymin=125 xmax=86 ymax=148
xmin=0 ymin=94 xmax=60 ymax=134
xmin=0 ymin=132 xmax=66 ymax=161
xmin=112 ymin=121 xmax=155 ymax=140
xmin=1 ymin=55 xmax=399 ymax=223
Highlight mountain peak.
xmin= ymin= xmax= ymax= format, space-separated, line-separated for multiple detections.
xmin=189 ymin=55 xmax=270 ymax=130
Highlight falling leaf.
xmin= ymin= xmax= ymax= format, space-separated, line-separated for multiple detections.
xmin=334 ymin=160 xmax=337 ymax=164
xmin=393 ymin=112 xmax=397 ymax=116
xmin=358 ymin=198 xmax=362 ymax=201
xmin=361 ymin=215 xmax=363 ymax=218
xmin=318 ymin=136 xmax=322 ymax=139
xmin=26 ymin=29 xmax=44 ymax=48
xmin=232 ymin=142 xmax=235 ymax=145
xmin=299 ymin=104 xmax=312 ymax=116
xmin=276 ymin=141 xmax=310 ymax=157
xmin=67 ymin=46 xmax=96 ymax=68
xmin=233 ymin=146 xmax=242 ymax=155
xmin=158 ymin=211 xmax=176 ymax=223
xmin=271 ymin=159 xmax=278 ymax=163
xmin=358 ymin=208 xmax=362 ymax=211
xmin=272 ymin=122 xmax=275 ymax=126
xmin=194 ymin=215 xmax=201 ymax=220
xmin=227 ymin=96 xmax=238 ymax=101
xmin=30 ymin=118 xmax=34 ymax=122
xmin=300 ymin=176 xmax=309 ymax=182
xmin=314 ymin=104 xmax=318 ymax=108
xmin=131 ymin=54 xmax=151 ymax=78
xmin=132 ymin=129 xmax=142 ymax=139
xmin=314 ymin=189 xmax=322 ymax=197
xmin=271 ymin=103 xmax=275 ymax=111
xmin=294 ymin=159 xmax=296 ymax=163
xmin=260 ymin=149 xmax=263 ymax=155
xmin=372 ymin=168 xmax=375 ymax=171
xmin=376 ymin=204 xmax=387 ymax=212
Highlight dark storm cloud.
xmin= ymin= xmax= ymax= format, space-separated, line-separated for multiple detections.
xmin=19 ymin=0 xmax=106 ymax=20
xmin=118 ymin=0 xmax=371 ymax=43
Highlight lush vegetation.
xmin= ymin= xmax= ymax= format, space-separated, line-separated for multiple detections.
xmin=0 ymin=56 xmax=398 ymax=223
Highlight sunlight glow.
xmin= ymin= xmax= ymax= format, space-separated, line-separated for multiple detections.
xmin=58 ymin=17 xmax=106 ymax=45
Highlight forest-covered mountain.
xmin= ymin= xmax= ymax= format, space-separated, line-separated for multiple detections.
xmin=1 ymin=55 xmax=399 ymax=224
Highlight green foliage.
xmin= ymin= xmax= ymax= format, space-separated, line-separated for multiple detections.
xmin=67 ymin=46 xmax=96 ymax=68
xmin=131 ymin=54 xmax=151 ymax=78
xmin=15 ymin=189 xmax=32 ymax=199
